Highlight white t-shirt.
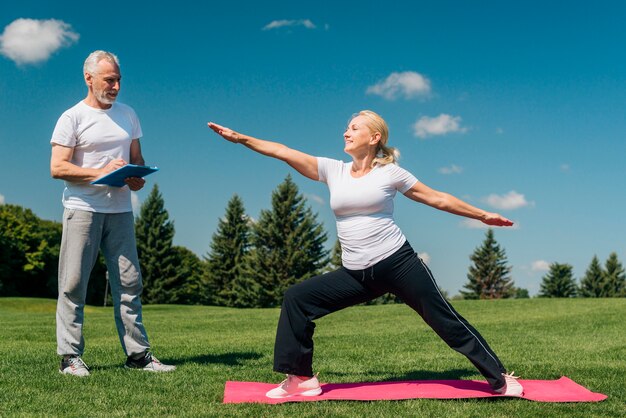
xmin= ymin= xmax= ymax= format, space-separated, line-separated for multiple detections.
xmin=317 ymin=157 xmax=419 ymax=269
xmin=50 ymin=101 xmax=143 ymax=213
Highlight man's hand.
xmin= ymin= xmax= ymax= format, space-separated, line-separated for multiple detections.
xmin=102 ymin=158 xmax=127 ymax=174
xmin=125 ymin=177 xmax=145 ymax=191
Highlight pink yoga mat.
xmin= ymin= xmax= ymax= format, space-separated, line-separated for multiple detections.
xmin=223 ymin=377 xmax=607 ymax=404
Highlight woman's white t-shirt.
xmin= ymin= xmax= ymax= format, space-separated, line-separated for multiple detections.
xmin=50 ymin=101 xmax=143 ymax=213
xmin=317 ymin=157 xmax=419 ymax=270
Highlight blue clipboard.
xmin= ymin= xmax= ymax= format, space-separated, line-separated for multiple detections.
xmin=91 ymin=164 xmax=159 ymax=187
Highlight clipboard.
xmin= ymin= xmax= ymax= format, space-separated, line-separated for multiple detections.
xmin=91 ymin=164 xmax=159 ymax=187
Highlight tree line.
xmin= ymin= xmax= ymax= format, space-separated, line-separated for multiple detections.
xmin=538 ymin=255 xmax=625 ymax=298
xmin=1 ymin=176 xmax=624 ymax=305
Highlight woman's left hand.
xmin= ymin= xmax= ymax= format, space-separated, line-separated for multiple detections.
xmin=481 ymin=212 xmax=514 ymax=227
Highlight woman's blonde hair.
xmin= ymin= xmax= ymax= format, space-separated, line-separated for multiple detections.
xmin=355 ymin=110 xmax=400 ymax=167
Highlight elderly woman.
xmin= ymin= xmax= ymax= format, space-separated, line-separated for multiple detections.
xmin=208 ymin=110 xmax=523 ymax=398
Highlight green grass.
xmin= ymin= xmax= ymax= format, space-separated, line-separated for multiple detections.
xmin=1 ymin=297 xmax=624 ymax=417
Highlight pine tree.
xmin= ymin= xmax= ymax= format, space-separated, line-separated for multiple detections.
xmin=580 ymin=255 xmax=605 ymax=297
xmin=170 ymin=246 xmax=207 ymax=305
xmin=461 ymin=229 xmax=514 ymax=299
xmin=244 ymin=175 xmax=328 ymax=307
xmin=134 ymin=184 xmax=180 ymax=304
xmin=204 ymin=194 xmax=252 ymax=307
xmin=539 ymin=263 xmax=577 ymax=298
xmin=603 ymin=252 xmax=625 ymax=297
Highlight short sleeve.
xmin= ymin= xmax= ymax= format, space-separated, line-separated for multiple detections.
xmin=50 ymin=112 xmax=77 ymax=147
xmin=128 ymin=107 xmax=143 ymax=139
xmin=317 ymin=157 xmax=343 ymax=184
xmin=388 ymin=164 xmax=419 ymax=193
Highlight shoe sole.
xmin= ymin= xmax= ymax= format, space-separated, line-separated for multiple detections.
xmin=124 ymin=365 xmax=176 ymax=372
xmin=59 ymin=369 xmax=89 ymax=377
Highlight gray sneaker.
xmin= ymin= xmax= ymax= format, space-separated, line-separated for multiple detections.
xmin=124 ymin=352 xmax=176 ymax=372
xmin=59 ymin=355 xmax=90 ymax=377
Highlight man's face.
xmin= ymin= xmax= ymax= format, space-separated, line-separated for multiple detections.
xmin=87 ymin=60 xmax=121 ymax=105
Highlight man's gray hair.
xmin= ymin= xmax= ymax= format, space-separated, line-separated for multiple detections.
xmin=83 ymin=50 xmax=119 ymax=75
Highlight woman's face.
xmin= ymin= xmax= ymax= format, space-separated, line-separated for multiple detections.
xmin=344 ymin=115 xmax=376 ymax=155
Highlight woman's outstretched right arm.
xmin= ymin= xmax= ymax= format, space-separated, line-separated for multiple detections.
xmin=208 ymin=122 xmax=319 ymax=181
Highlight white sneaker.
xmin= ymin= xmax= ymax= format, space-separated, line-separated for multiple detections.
xmin=59 ymin=355 xmax=90 ymax=377
xmin=265 ymin=374 xmax=322 ymax=398
xmin=124 ymin=352 xmax=176 ymax=372
xmin=494 ymin=372 xmax=524 ymax=397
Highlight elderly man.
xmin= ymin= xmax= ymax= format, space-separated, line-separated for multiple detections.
xmin=50 ymin=50 xmax=174 ymax=376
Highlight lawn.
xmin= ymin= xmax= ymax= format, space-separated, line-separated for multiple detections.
xmin=0 ymin=297 xmax=624 ymax=417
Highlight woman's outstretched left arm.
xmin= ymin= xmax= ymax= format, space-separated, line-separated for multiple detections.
xmin=403 ymin=181 xmax=513 ymax=227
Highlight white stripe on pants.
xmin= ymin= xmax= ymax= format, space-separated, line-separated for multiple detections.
xmin=56 ymin=209 xmax=150 ymax=357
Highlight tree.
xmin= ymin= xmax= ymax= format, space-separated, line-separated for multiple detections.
xmin=0 ymin=204 xmax=51 ymax=296
xmin=603 ymin=252 xmax=625 ymax=297
xmin=580 ymin=255 xmax=605 ymax=297
xmin=170 ymin=246 xmax=207 ymax=305
xmin=204 ymin=194 xmax=252 ymax=307
xmin=244 ymin=175 xmax=328 ymax=307
xmin=0 ymin=204 xmax=72 ymax=299
xmin=135 ymin=184 xmax=180 ymax=304
xmin=461 ymin=229 xmax=514 ymax=299
xmin=539 ymin=263 xmax=577 ymax=298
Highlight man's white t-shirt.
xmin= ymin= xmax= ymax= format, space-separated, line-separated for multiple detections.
xmin=317 ymin=157 xmax=419 ymax=270
xmin=50 ymin=101 xmax=143 ymax=213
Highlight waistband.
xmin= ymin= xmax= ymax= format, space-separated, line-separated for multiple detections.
xmin=343 ymin=240 xmax=415 ymax=281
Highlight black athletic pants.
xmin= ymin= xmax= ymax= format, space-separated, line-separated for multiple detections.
xmin=272 ymin=240 xmax=507 ymax=389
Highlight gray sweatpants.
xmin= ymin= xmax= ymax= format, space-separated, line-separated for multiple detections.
xmin=56 ymin=208 xmax=150 ymax=357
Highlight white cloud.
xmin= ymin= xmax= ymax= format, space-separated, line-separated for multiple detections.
xmin=496 ymin=127 xmax=504 ymax=134
xmin=485 ymin=190 xmax=531 ymax=210
xmin=305 ymin=193 xmax=325 ymax=205
xmin=366 ymin=71 xmax=431 ymax=100
xmin=413 ymin=114 xmax=468 ymax=138
xmin=560 ymin=163 xmax=570 ymax=172
xmin=438 ymin=164 xmax=463 ymax=175
xmin=0 ymin=18 xmax=79 ymax=65
xmin=0 ymin=193 xmax=4 ymax=205
xmin=460 ymin=218 xmax=520 ymax=230
xmin=131 ymin=192 xmax=141 ymax=216
xmin=418 ymin=252 xmax=430 ymax=265
xmin=531 ymin=260 xmax=551 ymax=272
xmin=263 ymin=19 xmax=316 ymax=30
xmin=460 ymin=219 xmax=490 ymax=229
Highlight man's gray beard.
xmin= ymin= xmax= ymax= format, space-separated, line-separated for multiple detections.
xmin=96 ymin=90 xmax=116 ymax=105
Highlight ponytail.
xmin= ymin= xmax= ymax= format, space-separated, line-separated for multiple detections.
xmin=356 ymin=110 xmax=400 ymax=167
xmin=372 ymin=143 xmax=400 ymax=167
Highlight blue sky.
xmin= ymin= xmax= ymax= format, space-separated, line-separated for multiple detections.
xmin=1 ymin=1 xmax=625 ymax=296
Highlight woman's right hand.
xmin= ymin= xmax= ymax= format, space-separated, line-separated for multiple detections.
xmin=206 ymin=121 xmax=319 ymax=180
xmin=208 ymin=122 xmax=242 ymax=144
